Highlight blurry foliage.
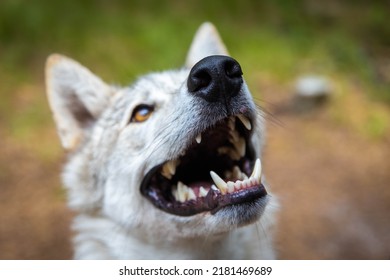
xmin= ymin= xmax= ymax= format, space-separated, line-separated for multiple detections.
xmin=0 ymin=0 xmax=389 ymax=148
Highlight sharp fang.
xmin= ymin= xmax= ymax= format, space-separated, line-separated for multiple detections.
xmin=177 ymin=181 xmax=188 ymax=202
xmin=199 ymin=186 xmax=208 ymax=197
xmin=187 ymin=188 xmax=196 ymax=200
xmin=210 ymin=171 xmax=228 ymax=194
xmin=196 ymin=133 xmax=202 ymax=144
xmin=237 ymin=114 xmax=252 ymax=130
xmin=250 ymin=158 xmax=262 ymax=183
xmin=161 ymin=166 xmax=172 ymax=179
xmin=167 ymin=160 xmax=177 ymax=175
xmin=162 ymin=160 xmax=178 ymax=179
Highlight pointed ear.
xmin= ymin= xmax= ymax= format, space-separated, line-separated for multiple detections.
xmin=185 ymin=22 xmax=229 ymax=68
xmin=45 ymin=54 xmax=113 ymax=151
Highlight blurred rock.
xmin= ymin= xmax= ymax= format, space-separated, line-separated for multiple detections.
xmin=293 ymin=75 xmax=332 ymax=112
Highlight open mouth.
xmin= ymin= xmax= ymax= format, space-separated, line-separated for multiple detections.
xmin=140 ymin=114 xmax=267 ymax=216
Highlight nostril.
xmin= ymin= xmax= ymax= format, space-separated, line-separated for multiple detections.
xmin=225 ymin=61 xmax=243 ymax=79
xmin=188 ymin=69 xmax=211 ymax=92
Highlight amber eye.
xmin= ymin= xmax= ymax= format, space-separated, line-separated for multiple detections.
xmin=130 ymin=105 xmax=154 ymax=123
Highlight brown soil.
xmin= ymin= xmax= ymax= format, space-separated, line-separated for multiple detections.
xmin=0 ymin=82 xmax=389 ymax=260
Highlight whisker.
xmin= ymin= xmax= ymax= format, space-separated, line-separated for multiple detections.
xmin=254 ymin=101 xmax=285 ymax=128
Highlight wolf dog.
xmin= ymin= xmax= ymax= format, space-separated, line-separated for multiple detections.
xmin=45 ymin=23 xmax=277 ymax=259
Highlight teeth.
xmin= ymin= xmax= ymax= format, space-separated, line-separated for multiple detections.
xmin=250 ymin=158 xmax=262 ymax=183
xmin=161 ymin=160 xmax=178 ymax=179
xmin=173 ymin=181 xmax=197 ymax=202
xmin=172 ymin=159 xmax=263 ymax=202
xmin=209 ymin=158 xmax=262 ymax=195
xmin=167 ymin=160 xmax=177 ymax=175
xmin=237 ymin=114 xmax=252 ymax=130
xmin=187 ymin=188 xmax=197 ymax=200
xmin=241 ymin=173 xmax=248 ymax=180
xmin=250 ymin=177 xmax=257 ymax=186
xmin=196 ymin=133 xmax=202 ymax=144
xmin=227 ymin=181 xmax=235 ymax=193
xmin=210 ymin=171 xmax=228 ymax=194
xmin=234 ymin=181 xmax=242 ymax=191
xmin=161 ymin=167 xmax=172 ymax=179
xmin=199 ymin=186 xmax=208 ymax=197
xmin=177 ymin=181 xmax=188 ymax=202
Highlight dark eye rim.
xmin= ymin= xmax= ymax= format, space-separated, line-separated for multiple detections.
xmin=130 ymin=104 xmax=154 ymax=123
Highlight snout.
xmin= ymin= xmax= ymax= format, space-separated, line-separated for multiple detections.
xmin=187 ymin=55 xmax=243 ymax=103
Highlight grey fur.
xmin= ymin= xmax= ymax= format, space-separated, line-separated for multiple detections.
xmin=45 ymin=23 xmax=277 ymax=259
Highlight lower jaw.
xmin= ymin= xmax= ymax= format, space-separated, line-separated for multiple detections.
xmin=213 ymin=195 xmax=270 ymax=227
xmin=146 ymin=184 xmax=268 ymax=217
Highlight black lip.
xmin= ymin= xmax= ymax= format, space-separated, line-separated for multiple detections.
xmin=139 ymin=114 xmax=267 ymax=216
xmin=141 ymin=179 xmax=267 ymax=216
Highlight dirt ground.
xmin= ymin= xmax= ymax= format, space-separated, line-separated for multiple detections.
xmin=0 ymin=81 xmax=389 ymax=260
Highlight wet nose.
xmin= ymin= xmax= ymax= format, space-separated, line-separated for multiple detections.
xmin=187 ymin=55 xmax=243 ymax=103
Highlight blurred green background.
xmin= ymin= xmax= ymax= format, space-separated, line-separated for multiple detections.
xmin=0 ymin=0 xmax=389 ymax=259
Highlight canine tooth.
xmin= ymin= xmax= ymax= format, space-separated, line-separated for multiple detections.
xmin=250 ymin=158 xmax=262 ymax=183
xmin=196 ymin=133 xmax=202 ymax=144
xmin=167 ymin=160 xmax=177 ymax=175
xmin=237 ymin=114 xmax=252 ymax=130
xmin=162 ymin=160 xmax=178 ymax=179
xmin=161 ymin=167 xmax=172 ymax=179
xmin=210 ymin=171 xmax=228 ymax=194
xmin=227 ymin=181 xmax=235 ymax=193
xmin=211 ymin=185 xmax=219 ymax=192
xmin=199 ymin=186 xmax=208 ymax=197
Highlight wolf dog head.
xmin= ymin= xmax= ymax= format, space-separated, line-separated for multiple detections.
xmin=46 ymin=23 xmax=274 ymax=253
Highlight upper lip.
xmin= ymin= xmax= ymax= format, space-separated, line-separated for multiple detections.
xmin=140 ymin=113 xmax=267 ymax=216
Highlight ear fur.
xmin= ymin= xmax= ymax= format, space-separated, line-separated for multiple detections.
xmin=185 ymin=22 xmax=229 ymax=68
xmin=45 ymin=54 xmax=112 ymax=151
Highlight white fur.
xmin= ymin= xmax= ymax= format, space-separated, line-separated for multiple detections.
xmin=46 ymin=22 xmax=277 ymax=259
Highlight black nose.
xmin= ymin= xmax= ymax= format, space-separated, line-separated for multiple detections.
xmin=187 ymin=55 xmax=243 ymax=103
